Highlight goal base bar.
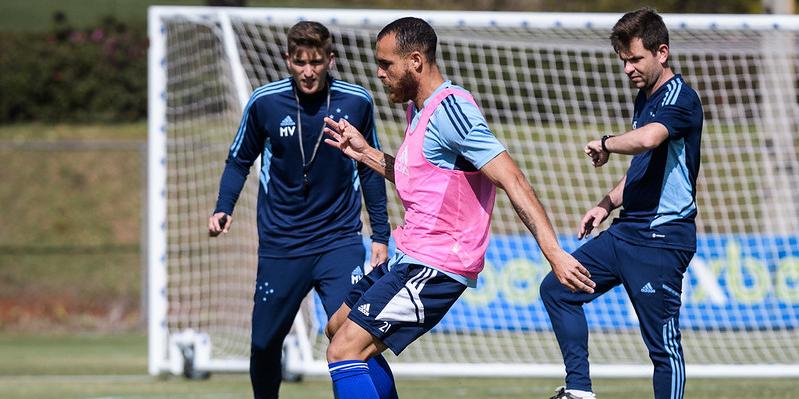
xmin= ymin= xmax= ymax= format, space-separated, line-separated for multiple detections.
xmin=164 ymin=360 xmax=799 ymax=378
xmin=291 ymin=362 xmax=799 ymax=378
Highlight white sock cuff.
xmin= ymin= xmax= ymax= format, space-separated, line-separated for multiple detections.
xmin=566 ymin=389 xmax=596 ymax=399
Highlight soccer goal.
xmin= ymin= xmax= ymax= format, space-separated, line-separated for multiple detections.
xmin=147 ymin=6 xmax=799 ymax=378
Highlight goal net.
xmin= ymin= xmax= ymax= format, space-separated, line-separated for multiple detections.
xmin=148 ymin=7 xmax=799 ymax=377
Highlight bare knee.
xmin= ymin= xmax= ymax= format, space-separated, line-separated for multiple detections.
xmin=327 ymin=323 xmax=361 ymax=362
xmin=326 ymin=320 xmax=383 ymax=363
xmin=326 ymin=335 xmax=351 ymax=363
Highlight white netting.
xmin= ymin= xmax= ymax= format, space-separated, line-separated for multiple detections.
xmin=150 ymin=8 xmax=799 ymax=375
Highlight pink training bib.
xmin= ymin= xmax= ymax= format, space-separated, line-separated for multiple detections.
xmin=392 ymin=88 xmax=496 ymax=280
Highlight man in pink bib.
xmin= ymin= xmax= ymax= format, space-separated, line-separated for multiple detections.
xmin=323 ymin=17 xmax=595 ymax=399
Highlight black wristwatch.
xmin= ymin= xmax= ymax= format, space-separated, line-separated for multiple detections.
xmin=601 ymin=134 xmax=614 ymax=153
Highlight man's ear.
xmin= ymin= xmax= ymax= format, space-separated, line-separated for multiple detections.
xmin=327 ymin=52 xmax=336 ymax=70
xmin=409 ymin=51 xmax=423 ymax=72
xmin=657 ymin=44 xmax=670 ymax=65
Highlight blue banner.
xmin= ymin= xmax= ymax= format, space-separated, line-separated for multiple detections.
xmin=314 ymin=234 xmax=799 ymax=331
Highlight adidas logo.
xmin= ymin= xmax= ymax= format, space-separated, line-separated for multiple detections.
xmin=395 ymin=146 xmax=409 ymax=175
xmin=641 ymin=282 xmax=656 ymax=294
xmin=279 ymin=115 xmax=296 ymax=137
xmin=280 ymin=115 xmax=296 ymax=127
xmin=358 ymin=303 xmax=370 ymax=316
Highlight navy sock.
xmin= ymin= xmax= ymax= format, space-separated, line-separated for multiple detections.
xmin=329 ymin=360 xmax=379 ymax=399
xmin=368 ymin=355 xmax=398 ymax=399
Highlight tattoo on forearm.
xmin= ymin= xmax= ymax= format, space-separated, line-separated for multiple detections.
xmin=363 ymin=150 xmax=396 ymax=183
xmin=382 ymin=154 xmax=395 ymax=183
xmin=513 ymin=202 xmax=537 ymax=238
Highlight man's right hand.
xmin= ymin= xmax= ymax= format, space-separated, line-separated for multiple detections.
xmin=323 ymin=117 xmax=370 ymax=161
xmin=578 ymin=206 xmax=610 ymax=239
xmin=208 ymin=212 xmax=232 ymax=237
xmin=549 ymin=250 xmax=595 ymax=294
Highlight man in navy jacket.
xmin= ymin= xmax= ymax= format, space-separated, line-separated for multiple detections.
xmin=208 ymin=21 xmax=393 ymax=399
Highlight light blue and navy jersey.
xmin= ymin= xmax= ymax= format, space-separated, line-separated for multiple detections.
xmin=608 ymin=74 xmax=703 ymax=251
xmin=409 ymin=80 xmax=506 ymax=172
xmin=214 ymin=77 xmax=390 ymax=257
xmin=402 ymin=80 xmax=506 ymax=287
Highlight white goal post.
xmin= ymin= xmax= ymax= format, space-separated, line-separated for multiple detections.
xmin=148 ymin=6 xmax=799 ymax=378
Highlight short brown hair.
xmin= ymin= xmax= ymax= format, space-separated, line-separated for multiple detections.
xmin=286 ymin=21 xmax=332 ymax=56
xmin=377 ymin=17 xmax=437 ymax=64
xmin=610 ymin=8 xmax=669 ymax=54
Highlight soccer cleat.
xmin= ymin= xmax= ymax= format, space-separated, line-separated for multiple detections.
xmin=548 ymin=386 xmax=596 ymax=399
xmin=548 ymin=387 xmax=578 ymax=399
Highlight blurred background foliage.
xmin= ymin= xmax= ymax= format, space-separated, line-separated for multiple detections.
xmin=0 ymin=16 xmax=146 ymax=123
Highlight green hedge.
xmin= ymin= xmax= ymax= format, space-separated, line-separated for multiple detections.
xmin=0 ymin=16 xmax=146 ymax=123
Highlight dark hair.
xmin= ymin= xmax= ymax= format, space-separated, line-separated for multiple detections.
xmin=286 ymin=21 xmax=332 ymax=56
xmin=377 ymin=17 xmax=437 ymax=64
xmin=610 ymin=8 xmax=669 ymax=54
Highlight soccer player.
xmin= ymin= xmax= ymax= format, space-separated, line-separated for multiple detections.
xmin=322 ymin=17 xmax=595 ymax=399
xmin=540 ymin=8 xmax=703 ymax=399
xmin=207 ymin=21 xmax=396 ymax=399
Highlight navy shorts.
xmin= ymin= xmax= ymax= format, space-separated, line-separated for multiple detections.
xmin=344 ymin=258 xmax=467 ymax=355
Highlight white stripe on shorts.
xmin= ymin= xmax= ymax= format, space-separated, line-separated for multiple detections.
xmin=376 ymin=267 xmax=438 ymax=324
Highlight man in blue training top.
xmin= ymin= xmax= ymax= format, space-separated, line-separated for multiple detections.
xmin=207 ymin=21 xmax=396 ymax=399
xmin=540 ymin=8 xmax=703 ymax=399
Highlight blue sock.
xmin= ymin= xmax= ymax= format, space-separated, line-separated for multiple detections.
xmin=368 ymin=355 xmax=398 ymax=399
xmin=329 ymin=360 xmax=379 ymax=399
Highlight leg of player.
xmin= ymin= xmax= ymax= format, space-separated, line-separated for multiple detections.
xmin=326 ymin=294 xmax=397 ymax=398
xmin=617 ymin=244 xmax=692 ymax=399
xmin=540 ymin=233 xmax=621 ymax=399
xmin=314 ymin=246 xmax=398 ymax=399
xmin=250 ymin=255 xmax=315 ymax=399
xmin=327 ymin=319 xmax=388 ymax=399
xmin=327 ymin=260 xmax=467 ymax=399
xmin=540 ymin=275 xmax=605 ymax=399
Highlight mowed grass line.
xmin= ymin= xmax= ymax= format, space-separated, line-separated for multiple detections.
xmin=0 ymin=333 xmax=146 ymax=376
xmin=1 ymin=333 xmax=797 ymax=399
xmin=0 ymin=123 xmax=147 ymax=330
xmin=4 ymin=374 xmax=799 ymax=399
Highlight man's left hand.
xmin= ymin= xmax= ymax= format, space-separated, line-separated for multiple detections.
xmin=370 ymin=242 xmax=389 ymax=268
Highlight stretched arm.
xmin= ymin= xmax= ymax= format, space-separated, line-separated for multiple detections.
xmin=585 ymin=122 xmax=670 ymax=167
xmin=481 ymin=152 xmax=595 ymax=293
xmin=324 ymin=117 xmax=396 ymax=183
xmin=578 ymin=174 xmax=626 ymax=239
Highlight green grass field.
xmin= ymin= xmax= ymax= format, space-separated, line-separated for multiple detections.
xmin=0 ymin=123 xmax=145 ymax=331
xmin=1 ymin=333 xmax=797 ymax=399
